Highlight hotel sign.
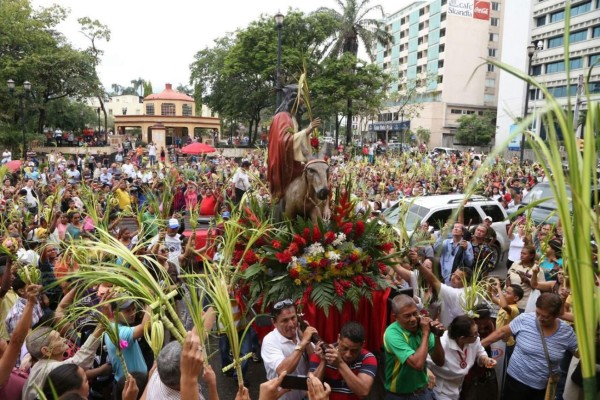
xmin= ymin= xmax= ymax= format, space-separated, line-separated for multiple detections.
xmin=448 ymin=0 xmax=490 ymax=20
xmin=368 ymin=120 xmax=410 ymax=132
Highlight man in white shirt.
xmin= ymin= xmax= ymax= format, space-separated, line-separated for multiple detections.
xmin=99 ymin=168 xmax=112 ymax=185
xmin=149 ymin=218 xmax=183 ymax=271
xmin=66 ymin=164 xmax=81 ymax=184
xmin=230 ymin=160 xmax=251 ymax=205
xmin=148 ymin=143 xmax=157 ymax=166
xmin=261 ymin=299 xmax=318 ymax=400
xmin=121 ymin=159 xmax=136 ymax=179
xmin=1 ymin=149 xmax=11 ymax=164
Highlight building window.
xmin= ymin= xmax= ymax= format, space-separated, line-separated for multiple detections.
xmin=593 ymin=26 xmax=600 ymax=38
xmin=589 ymin=54 xmax=600 ymax=66
xmin=441 ymin=12 xmax=446 ymax=21
xmin=108 ymin=109 xmax=113 ymax=116
xmin=439 ymin=44 xmax=445 ymax=52
xmin=438 ymin=75 xmax=444 ymax=83
xmin=451 ymin=109 xmax=463 ymax=114
xmin=570 ymin=57 xmax=583 ymax=69
xmin=419 ymin=7 xmax=425 ymax=16
xmin=440 ymin=28 xmax=446 ymax=37
xmin=182 ymin=104 xmax=193 ymax=116
xmin=531 ymin=65 xmax=542 ymax=75
xmin=572 ymin=1 xmax=592 ymax=16
xmin=546 ymin=60 xmax=565 ymax=73
xmin=487 ymin=64 xmax=495 ymax=72
xmin=550 ymin=10 xmax=565 ymax=22
xmin=547 ymin=85 xmax=577 ymax=97
xmin=589 ymin=81 xmax=600 ymax=94
xmin=161 ymin=103 xmax=176 ymax=116
xmin=548 ymin=35 xmax=564 ymax=48
xmin=536 ymin=16 xmax=546 ymax=26
xmin=492 ymin=1 xmax=500 ymax=11
xmin=146 ymin=103 xmax=155 ymax=115
xmin=489 ymin=33 xmax=499 ymax=42
xmin=485 ymin=78 xmax=496 ymax=87
xmin=438 ymin=59 xmax=444 ymax=68
xmin=416 ymin=65 xmax=423 ymax=73
xmin=488 ymin=48 xmax=497 ymax=57
xmin=491 ymin=17 xmax=499 ymax=26
xmin=570 ymin=30 xmax=587 ymax=43
xmin=484 ymin=94 xmax=495 ymax=103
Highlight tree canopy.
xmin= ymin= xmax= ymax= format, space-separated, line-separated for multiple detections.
xmin=454 ymin=110 xmax=497 ymax=146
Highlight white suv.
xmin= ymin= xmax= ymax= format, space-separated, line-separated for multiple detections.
xmin=382 ymin=194 xmax=510 ymax=268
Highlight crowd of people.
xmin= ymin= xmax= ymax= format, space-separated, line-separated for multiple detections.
xmin=0 ymin=141 xmax=591 ymax=400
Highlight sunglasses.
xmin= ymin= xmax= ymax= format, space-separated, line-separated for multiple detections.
xmin=272 ymin=299 xmax=293 ymax=311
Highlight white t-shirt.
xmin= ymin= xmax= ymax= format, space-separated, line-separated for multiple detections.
xmin=148 ymin=144 xmax=157 ymax=157
xmin=439 ymin=284 xmax=466 ymax=328
xmin=149 ymin=233 xmax=182 ymax=271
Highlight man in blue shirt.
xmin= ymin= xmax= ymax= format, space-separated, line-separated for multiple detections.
xmin=434 ymin=223 xmax=474 ymax=284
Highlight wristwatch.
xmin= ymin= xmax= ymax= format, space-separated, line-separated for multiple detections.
xmin=294 ymin=344 xmax=304 ymax=352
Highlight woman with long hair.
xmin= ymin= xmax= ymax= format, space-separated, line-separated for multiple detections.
xmin=507 ymin=245 xmax=544 ymax=310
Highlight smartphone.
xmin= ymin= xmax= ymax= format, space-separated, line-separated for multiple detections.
xmin=280 ymin=375 xmax=308 ymax=391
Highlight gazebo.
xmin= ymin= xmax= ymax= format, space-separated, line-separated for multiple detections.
xmin=113 ymin=83 xmax=221 ymax=150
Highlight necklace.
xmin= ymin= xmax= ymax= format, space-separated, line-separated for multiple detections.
xmin=457 ymin=348 xmax=468 ymax=369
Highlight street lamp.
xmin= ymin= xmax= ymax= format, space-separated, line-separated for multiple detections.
xmin=274 ymin=10 xmax=284 ymax=108
xmin=7 ymin=79 xmax=32 ymax=160
xmin=96 ymin=107 xmax=101 ymax=136
xmin=345 ymin=62 xmax=365 ymax=147
xmin=520 ymin=41 xmax=542 ymax=165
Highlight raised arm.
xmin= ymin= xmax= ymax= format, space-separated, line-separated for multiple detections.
xmin=0 ymin=285 xmax=41 ymax=386
xmin=413 ymin=255 xmax=441 ymax=293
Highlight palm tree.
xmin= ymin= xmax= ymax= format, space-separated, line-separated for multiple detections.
xmin=131 ymin=78 xmax=144 ymax=97
xmin=314 ymin=0 xmax=392 ymax=145
xmin=315 ymin=0 xmax=392 ymax=60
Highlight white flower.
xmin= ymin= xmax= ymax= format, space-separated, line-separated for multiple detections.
xmin=306 ymin=242 xmax=325 ymax=256
xmin=326 ymin=251 xmax=341 ymax=262
xmin=332 ymin=233 xmax=346 ymax=247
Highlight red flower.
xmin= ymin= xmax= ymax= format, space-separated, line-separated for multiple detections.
xmin=355 ymin=220 xmax=365 ymax=238
xmin=319 ymin=259 xmax=328 ymax=268
xmin=364 ymin=276 xmax=377 ymax=289
xmin=353 ymin=275 xmax=364 ymax=286
xmin=380 ymin=242 xmax=395 ymax=253
xmin=288 ymin=242 xmax=299 ymax=255
xmin=276 ymin=251 xmax=292 ymax=264
xmin=309 ymin=261 xmax=319 ymax=269
xmin=334 ymin=280 xmax=345 ymax=296
xmin=310 ymin=136 xmax=319 ymax=149
xmin=289 ymin=268 xmax=300 ymax=278
xmin=302 ymin=228 xmax=311 ymax=241
xmin=324 ymin=231 xmax=336 ymax=244
xmin=342 ymin=222 xmax=354 ymax=235
xmin=378 ymin=263 xmax=389 ymax=274
xmin=293 ymin=234 xmax=306 ymax=247
xmin=349 ymin=253 xmax=359 ymax=263
xmin=241 ymin=262 xmax=250 ymax=271
xmin=340 ymin=279 xmax=351 ymax=289
xmin=312 ymin=226 xmax=322 ymax=242
xmin=244 ymin=250 xmax=258 ymax=264
xmin=271 ymin=240 xmax=282 ymax=249
xmin=335 ymin=262 xmax=345 ymax=270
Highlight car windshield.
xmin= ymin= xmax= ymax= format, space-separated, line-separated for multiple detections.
xmin=522 ymin=184 xmax=571 ymax=210
xmin=382 ymin=202 xmax=429 ymax=231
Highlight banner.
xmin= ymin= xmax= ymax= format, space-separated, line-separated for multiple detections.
xmin=448 ymin=0 xmax=490 ymax=21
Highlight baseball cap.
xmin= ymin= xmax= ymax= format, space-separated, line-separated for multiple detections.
xmin=118 ymin=299 xmax=135 ymax=310
xmin=168 ymin=218 xmax=180 ymax=229
xmin=222 ymin=211 xmax=231 ymax=220
xmin=483 ymin=215 xmax=492 ymax=222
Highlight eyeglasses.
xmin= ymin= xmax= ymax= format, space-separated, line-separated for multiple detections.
xmin=465 ymin=332 xmax=480 ymax=338
xmin=272 ymin=299 xmax=294 ymax=311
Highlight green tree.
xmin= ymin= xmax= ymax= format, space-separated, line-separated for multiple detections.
xmin=143 ymin=81 xmax=153 ymax=97
xmin=313 ymin=0 xmax=393 ymax=144
xmin=455 ymin=111 xmax=497 ymax=146
xmin=130 ymin=77 xmax=144 ymax=97
xmin=414 ymin=126 xmax=431 ymax=145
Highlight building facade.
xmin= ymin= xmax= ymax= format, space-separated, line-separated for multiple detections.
xmin=496 ymin=0 xmax=600 ymax=147
xmin=374 ymin=0 xmax=504 ymax=147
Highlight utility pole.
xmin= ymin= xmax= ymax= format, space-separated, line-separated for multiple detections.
xmin=573 ymin=74 xmax=584 ymax=139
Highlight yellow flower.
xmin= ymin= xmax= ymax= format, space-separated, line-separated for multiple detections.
xmin=315 ymin=275 xmax=323 ymax=282
xmin=294 ymin=279 xmax=302 ymax=286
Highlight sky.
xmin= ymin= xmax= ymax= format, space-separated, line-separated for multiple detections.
xmin=31 ymin=0 xmax=410 ymax=93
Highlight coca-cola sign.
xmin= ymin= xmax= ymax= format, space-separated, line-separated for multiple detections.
xmin=474 ymin=1 xmax=491 ymax=20
xmin=448 ymin=0 xmax=490 ymax=20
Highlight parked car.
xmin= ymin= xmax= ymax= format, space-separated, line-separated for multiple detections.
xmin=430 ymin=147 xmax=462 ymax=157
xmin=507 ymin=182 xmax=600 ymax=225
xmin=382 ymin=194 xmax=510 ymax=268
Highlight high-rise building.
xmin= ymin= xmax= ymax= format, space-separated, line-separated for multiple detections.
xmin=373 ymin=0 xmax=503 ymax=147
xmin=496 ymin=0 xmax=600 ymax=148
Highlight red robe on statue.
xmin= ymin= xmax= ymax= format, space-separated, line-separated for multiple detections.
xmin=268 ymin=112 xmax=302 ymax=200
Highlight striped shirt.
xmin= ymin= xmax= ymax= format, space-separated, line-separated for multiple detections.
xmin=308 ymin=347 xmax=377 ymax=400
xmin=508 ymin=312 xmax=577 ymax=390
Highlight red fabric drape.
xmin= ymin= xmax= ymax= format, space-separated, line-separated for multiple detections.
xmin=302 ymin=288 xmax=391 ymax=353
xmin=267 ymin=112 xmax=296 ymax=200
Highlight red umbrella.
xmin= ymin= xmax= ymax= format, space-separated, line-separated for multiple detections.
xmin=5 ymin=160 xmax=22 ymax=172
xmin=181 ymin=142 xmax=216 ymax=154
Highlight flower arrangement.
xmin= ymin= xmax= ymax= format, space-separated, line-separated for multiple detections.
xmin=236 ymin=182 xmax=394 ymax=314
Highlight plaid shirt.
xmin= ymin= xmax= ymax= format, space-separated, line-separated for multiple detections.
xmin=5 ymin=297 xmax=43 ymax=337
